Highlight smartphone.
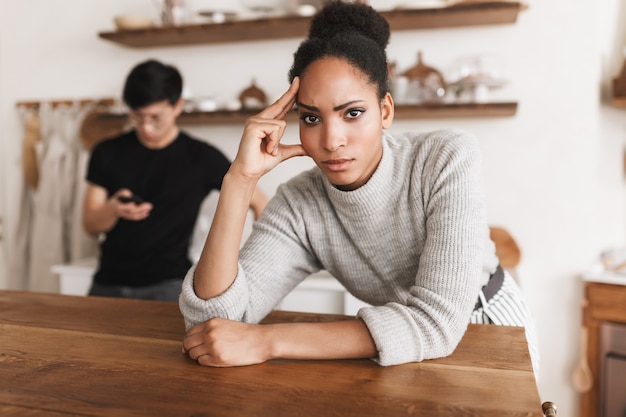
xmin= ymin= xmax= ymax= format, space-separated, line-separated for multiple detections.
xmin=117 ymin=195 xmax=144 ymax=204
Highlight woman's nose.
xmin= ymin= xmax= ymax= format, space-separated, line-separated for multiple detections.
xmin=321 ymin=121 xmax=346 ymax=152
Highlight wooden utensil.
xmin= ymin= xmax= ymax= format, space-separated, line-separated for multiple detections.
xmin=571 ymin=326 xmax=593 ymax=393
xmin=79 ymin=107 xmax=127 ymax=151
xmin=489 ymin=226 xmax=521 ymax=269
xmin=22 ymin=111 xmax=41 ymax=190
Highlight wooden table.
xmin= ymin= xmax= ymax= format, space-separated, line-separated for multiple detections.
xmin=0 ymin=290 xmax=542 ymax=417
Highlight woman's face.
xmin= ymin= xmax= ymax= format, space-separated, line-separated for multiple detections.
xmin=296 ymin=57 xmax=394 ymax=191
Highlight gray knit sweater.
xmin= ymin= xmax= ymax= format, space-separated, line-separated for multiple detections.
xmin=179 ymin=128 xmax=499 ymax=366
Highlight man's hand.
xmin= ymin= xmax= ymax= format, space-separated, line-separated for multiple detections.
xmin=113 ymin=189 xmax=153 ymax=221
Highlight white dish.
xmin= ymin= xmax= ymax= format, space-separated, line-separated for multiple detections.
xmin=393 ymin=0 xmax=451 ymax=10
xmin=198 ymin=11 xmax=238 ymax=24
xmin=194 ymin=97 xmax=218 ymax=112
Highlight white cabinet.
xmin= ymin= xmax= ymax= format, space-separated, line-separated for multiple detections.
xmin=51 ymin=257 xmax=97 ymax=296
xmin=278 ymin=271 xmax=371 ymax=315
xmin=51 ymin=258 xmax=370 ymax=315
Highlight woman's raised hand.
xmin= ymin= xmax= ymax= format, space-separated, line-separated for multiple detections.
xmin=230 ymin=77 xmax=306 ymax=179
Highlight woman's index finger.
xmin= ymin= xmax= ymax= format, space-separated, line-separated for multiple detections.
xmin=258 ymin=77 xmax=300 ymax=120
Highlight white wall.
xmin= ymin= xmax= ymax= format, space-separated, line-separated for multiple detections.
xmin=2 ymin=1 xmax=626 ymax=416
xmin=0 ymin=22 xmax=5 ymax=289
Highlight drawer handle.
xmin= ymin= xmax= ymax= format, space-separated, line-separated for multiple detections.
xmin=542 ymin=401 xmax=557 ymax=417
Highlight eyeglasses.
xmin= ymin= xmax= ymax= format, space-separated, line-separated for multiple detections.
xmin=128 ymin=110 xmax=172 ymax=129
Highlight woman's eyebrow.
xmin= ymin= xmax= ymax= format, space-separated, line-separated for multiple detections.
xmin=296 ymin=102 xmax=319 ymax=112
xmin=296 ymin=100 xmax=365 ymax=112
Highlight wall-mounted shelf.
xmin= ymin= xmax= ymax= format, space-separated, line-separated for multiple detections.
xmin=94 ymin=2 xmax=522 ymax=125
xmin=98 ymin=2 xmax=527 ymax=48
xmin=393 ymin=102 xmax=517 ymax=119
xmin=95 ymin=102 xmax=517 ymax=127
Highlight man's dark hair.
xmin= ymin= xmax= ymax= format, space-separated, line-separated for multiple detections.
xmin=122 ymin=59 xmax=183 ymax=110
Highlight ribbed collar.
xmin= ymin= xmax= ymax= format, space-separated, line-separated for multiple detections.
xmin=323 ymin=132 xmax=401 ymax=218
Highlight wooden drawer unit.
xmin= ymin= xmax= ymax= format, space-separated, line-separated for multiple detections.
xmin=581 ymin=281 xmax=626 ymax=417
xmin=585 ymin=283 xmax=626 ymax=324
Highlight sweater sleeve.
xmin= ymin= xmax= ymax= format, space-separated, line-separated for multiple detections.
xmin=179 ymin=263 xmax=250 ymax=330
xmin=357 ymin=130 xmax=489 ymax=366
xmin=179 ymin=180 xmax=323 ymax=330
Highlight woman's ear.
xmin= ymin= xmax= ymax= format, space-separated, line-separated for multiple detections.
xmin=381 ymin=92 xmax=394 ymax=129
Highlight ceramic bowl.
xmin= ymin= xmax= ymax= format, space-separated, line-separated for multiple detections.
xmin=114 ymin=15 xmax=154 ymax=31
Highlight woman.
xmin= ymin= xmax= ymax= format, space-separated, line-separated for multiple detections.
xmin=180 ymin=1 xmax=538 ymax=372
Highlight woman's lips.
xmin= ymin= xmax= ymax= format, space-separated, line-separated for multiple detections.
xmin=323 ymin=158 xmax=353 ymax=172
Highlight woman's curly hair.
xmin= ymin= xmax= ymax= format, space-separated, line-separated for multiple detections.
xmin=288 ymin=1 xmax=391 ymax=99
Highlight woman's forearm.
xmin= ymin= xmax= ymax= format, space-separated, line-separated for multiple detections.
xmin=183 ymin=317 xmax=378 ymax=367
xmin=191 ymin=78 xmax=303 ymax=299
xmin=193 ymin=170 xmax=259 ymax=299
xmin=250 ymin=186 xmax=269 ymax=220
xmin=266 ymin=319 xmax=377 ymax=361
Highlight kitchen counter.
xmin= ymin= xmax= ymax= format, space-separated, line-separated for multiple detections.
xmin=0 ymin=290 xmax=544 ymax=417
xmin=583 ymin=264 xmax=626 ymax=286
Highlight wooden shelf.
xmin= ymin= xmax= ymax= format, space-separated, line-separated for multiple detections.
xmin=393 ymin=102 xmax=517 ymax=119
xmin=98 ymin=2 xmax=527 ymax=48
xmin=96 ymin=102 xmax=517 ymax=127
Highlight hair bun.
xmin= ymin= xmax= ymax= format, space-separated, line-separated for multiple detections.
xmin=308 ymin=1 xmax=390 ymax=52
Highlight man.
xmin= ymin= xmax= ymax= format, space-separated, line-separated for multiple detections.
xmin=83 ymin=59 xmax=267 ymax=301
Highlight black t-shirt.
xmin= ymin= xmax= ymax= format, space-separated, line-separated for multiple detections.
xmin=86 ymin=130 xmax=231 ymax=287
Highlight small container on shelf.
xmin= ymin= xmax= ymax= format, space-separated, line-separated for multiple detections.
xmin=239 ymin=0 xmax=289 ymax=18
xmin=400 ymin=51 xmax=447 ymax=104
xmin=194 ymin=97 xmax=219 ymax=112
xmin=446 ymin=54 xmax=508 ymax=103
xmin=113 ymin=15 xmax=154 ymax=31
xmin=161 ymin=0 xmax=188 ymax=26
xmin=238 ymin=79 xmax=268 ymax=110
xmin=197 ymin=10 xmax=238 ymax=24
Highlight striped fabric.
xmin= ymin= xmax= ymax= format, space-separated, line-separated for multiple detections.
xmin=470 ymin=271 xmax=540 ymax=377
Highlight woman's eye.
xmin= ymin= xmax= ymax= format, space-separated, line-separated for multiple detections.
xmin=346 ymin=109 xmax=364 ymax=119
xmin=300 ymin=114 xmax=319 ymax=124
